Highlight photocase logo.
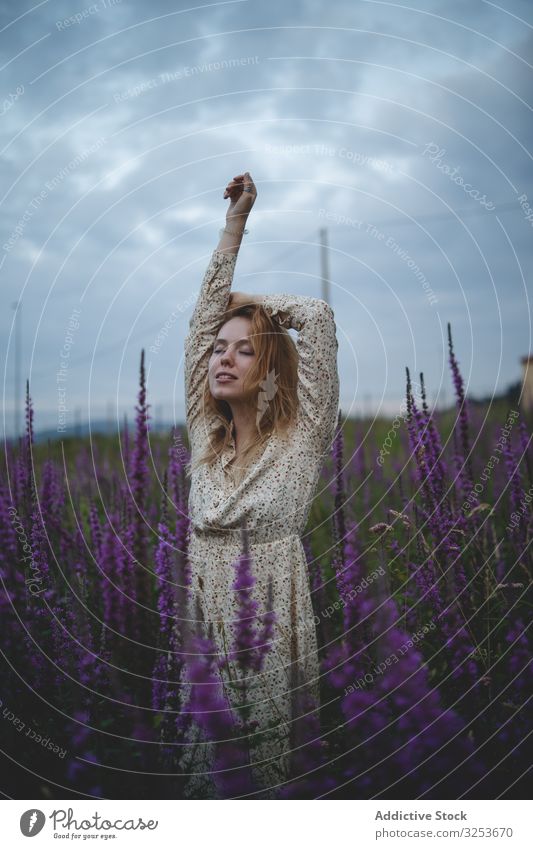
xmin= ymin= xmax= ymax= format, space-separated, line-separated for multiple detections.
xmin=256 ymin=368 xmax=279 ymax=426
xmin=20 ymin=809 xmax=46 ymax=836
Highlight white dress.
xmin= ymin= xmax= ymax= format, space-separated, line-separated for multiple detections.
xmin=180 ymin=249 xmax=339 ymax=798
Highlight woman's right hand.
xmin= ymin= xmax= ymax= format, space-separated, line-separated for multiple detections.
xmin=228 ymin=290 xmax=258 ymax=309
xmin=223 ymin=171 xmax=257 ymax=222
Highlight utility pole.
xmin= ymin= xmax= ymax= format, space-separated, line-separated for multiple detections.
xmin=319 ymin=227 xmax=330 ymax=304
xmin=11 ymin=300 xmax=22 ymax=440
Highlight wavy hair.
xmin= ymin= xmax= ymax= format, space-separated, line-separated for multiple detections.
xmin=188 ymin=302 xmax=299 ymax=484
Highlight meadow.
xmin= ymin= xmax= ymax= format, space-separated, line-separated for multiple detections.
xmin=1 ymin=324 xmax=530 ymax=799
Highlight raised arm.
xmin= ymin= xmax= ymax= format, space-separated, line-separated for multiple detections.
xmin=184 ymin=251 xmax=236 ymax=454
xmin=184 ymin=172 xmax=257 ymax=456
xmin=257 ymin=293 xmax=339 ymax=456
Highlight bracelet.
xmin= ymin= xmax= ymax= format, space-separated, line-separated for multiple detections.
xmin=219 ymin=226 xmax=249 ymax=237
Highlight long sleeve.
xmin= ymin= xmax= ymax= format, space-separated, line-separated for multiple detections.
xmin=184 ymin=249 xmax=238 ymax=457
xmin=258 ymin=293 xmax=340 ymax=455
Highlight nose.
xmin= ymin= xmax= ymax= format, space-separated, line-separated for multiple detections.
xmin=220 ymin=346 xmax=234 ymax=366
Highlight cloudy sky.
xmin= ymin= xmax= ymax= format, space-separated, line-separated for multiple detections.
xmin=1 ymin=0 xmax=532 ymax=437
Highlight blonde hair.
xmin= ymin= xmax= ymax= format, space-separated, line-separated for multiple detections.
xmin=188 ymin=302 xmax=299 ymax=485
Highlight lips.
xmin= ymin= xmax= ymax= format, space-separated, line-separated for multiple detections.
xmin=215 ymin=371 xmax=237 ymax=381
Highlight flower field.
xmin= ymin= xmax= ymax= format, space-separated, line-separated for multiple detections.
xmin=1 ymin=324 xmax=530 ymax=800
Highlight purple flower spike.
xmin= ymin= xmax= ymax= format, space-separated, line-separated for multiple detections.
xmin=229 ymin=547 xmax=260 ymax=672
xmin=184 ymin=631 xmax=254 ymax=798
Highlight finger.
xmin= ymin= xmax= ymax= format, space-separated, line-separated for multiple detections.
xmin=226 ymin=187 xmax=243 ymax=198
xmin=242 ymin=172 xmax=255 ymax=193
xmin=223 ymin=180 xmax=244 ymax=198
xmin=225 ymin=178 xmax=243 ymax=192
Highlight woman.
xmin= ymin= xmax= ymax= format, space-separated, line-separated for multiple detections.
xmin=180 ymin=171 xmax=339 ymax=798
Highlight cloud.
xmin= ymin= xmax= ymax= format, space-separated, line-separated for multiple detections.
xmin=1 ymin=0 xmax=532 ymax=435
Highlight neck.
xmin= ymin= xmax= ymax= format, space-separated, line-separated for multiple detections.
xmin=228 ymin=400 xmax=257 ymax=453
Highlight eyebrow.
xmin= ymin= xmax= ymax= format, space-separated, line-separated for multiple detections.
xmin=214 ymin=337 xmax=253 ymax=345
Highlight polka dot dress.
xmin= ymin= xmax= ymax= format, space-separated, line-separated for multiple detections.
xmin=179 ymin=249 xmax=339 ymax=798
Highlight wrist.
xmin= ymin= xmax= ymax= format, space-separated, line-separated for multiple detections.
xmin=221 ymin=213 xmax=249 ymax=236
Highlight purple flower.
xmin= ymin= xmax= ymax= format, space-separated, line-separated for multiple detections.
xmin=334 ymin=520 xmax=364 ymax=632
xmin=331 ymin=410 xmax=347 ymax=564
xmin=184 ymin=630 xmax=254 ymax=797
xmin=447 ymin=323 xmax=474 ymax=497
xmin=153 ymin=480 xmax=181 ymax=712
xmin=220 ymin=524 xmax=277 ymax=679
xmin=229 ymin=548 xmax=260 ymax=671
xmin=279 ymin=679 xmax=335 ymax=798
xmin=252 ymin=574 xmax=276 ymax=673
xmin=130 ymin=349 xmax=151 ymax=583
xmin=88 ymin=502 xmax=102 ymax=564
xmin=340 ymin=594 xmax=478 ymax=795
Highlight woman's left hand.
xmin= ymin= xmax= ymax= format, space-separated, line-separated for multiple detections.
xmin=223 ymin=172 xmax=257 ymax=220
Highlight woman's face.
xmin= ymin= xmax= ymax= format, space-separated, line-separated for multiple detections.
xmin=208 ymin=316 xmax=256 ymax=401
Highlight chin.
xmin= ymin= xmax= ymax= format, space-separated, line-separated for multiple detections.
xmin=210 ymin=384 xmax=240 ymax=400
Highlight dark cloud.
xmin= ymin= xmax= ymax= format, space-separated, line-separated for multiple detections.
xmin=1 ymin=0 xmax=532 ymax=435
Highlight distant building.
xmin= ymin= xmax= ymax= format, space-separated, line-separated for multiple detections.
xmin=520 ymin=355 xmax=533 ymax=413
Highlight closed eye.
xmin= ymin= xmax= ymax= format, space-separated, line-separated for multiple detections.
xmin=213 ymin=346 xmax=254 ymax=355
